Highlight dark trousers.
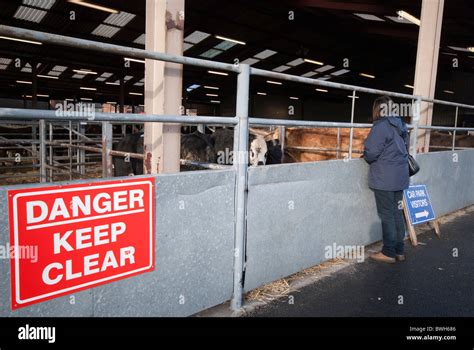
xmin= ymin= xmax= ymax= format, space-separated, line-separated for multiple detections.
xmin=373 ymin=189 xmax=406 ymax=258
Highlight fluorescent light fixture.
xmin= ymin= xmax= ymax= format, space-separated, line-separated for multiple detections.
xmin=304 ymin=58 xmax=324 ymax=66
xmin=73 ymin=69 xmax=97 ymax=75
xmin=124 ymin=75 xmax=133 ymax=81
xmin=316 ymin=88 xmax=328 ymax=92
xmin=99 ymin=72 xmax=113 ymax=78
xmin=106 ymin=81 xmax=120 ymax=85
xmin=266 ymin=80 xmax=282 ymax=85
xmin=206 ymin=93 xmax=218 ymax=97
xmin=14 ymin=6 xmax=47 ymax=23
xmin=0 ymin=36 xmax=42 ymax=45
xmin=24 ymin=0 xmax=57 ymax=10
xmin=210 ymin=100 xmax=221 ymax=103
xmin=354 ymin=13 xmax=384 ymax=22
xmin=17 ymin=80 xmax=32 ymax=84
xmin=289 ymin=97 xmax=299 ymax=100
xmin=443 ymin=90 xmax=454 ymax=94
xmin=215 ymin=35 xmax=246 ymax=45
xmin=133 ymin=33 xmax=145 ymax=45
xmin=200 ymin=49 xmax=223 ymax=58
xmin=241 ymin=58 xmax=260 ymax=65
xmin=404 ymin=84 xmax=414 ymax=89
xmin=208 ymin=70 xmax=228 ymax=76
xmin=254 ymin=49 xmax=277 ymax=60
xmin=184 ymin=31 xmax=210 ymax=44
xmin=302 ymin=71 xmax=317 ymax=78
xmin=67 ymin=1 xmax=118 ymax=14
xmin=331 ymin=69 xmax=350 ymax=76
xmin=204 ymin=86 xmax=219 ymax=90
xmin=129 ymin=92 xmax=143 ymax=96
xmin=184 ymin=42 xmax=193 ymax=51
xmin=441 ymin=52 xmax=457 ymax=56
xmin=318 ymin=76 xmax=331 ymax=81
xmin=37 ymin=74 xmax=59 ymax=79
xmin=24 ymin=95 xmax=32 ymax=98
xmin=65 ymin=98 xmax=74 ymax=101
xmin=385 ymin=15 xmax=411 ymax=24
xmin=71 ymin=74 xmax=86 ymax=79
xmin=106 ymin=101 xmax=117 ymax=104
xmin=359 ymin=72 xmax=375 ymax=79
xmin=448 ymin=46 xmax=472 ymax=53
xmin=316 ymin=65 xmax=334 ymax=73
xmin=134 ymin=82 xmax=144 ymax=86
xmin=273 ymin=65 xmax=291 ymax=72
xmin=124 ymin=57 xmax=145 ymax=64
xmin=396 ymin=10 xmax=420 ymax=26
xmin=80 ymin=98 xmax=93 ymax=101
xmin=80 ymin=87 xmax=97 ymax=91
xmin=104 ymin=11 xmax=135 ymax=27
xmin=91 ymin=24 xmax=120 ymax=38
xmin=37 ymin=94 xmax=49 ymax=98
xmin=468 ymin=47 xmax=474 ymax=52
xmin=287 ymin=58 xmax=305 ymax=67
xmin=257 ymin=92 xmax=267 ymax=96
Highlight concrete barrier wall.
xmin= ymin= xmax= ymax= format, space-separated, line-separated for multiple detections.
xmin=244 ymin=150 xmax=474 ymax=292
xmin=0 ymin=169 xmax=235 ymax=317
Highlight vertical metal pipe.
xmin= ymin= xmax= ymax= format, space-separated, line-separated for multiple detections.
xmin=39 ymin=119 xmax=46 ymax=182
xmin=231 ymin=63 xmax=250 ymax=311
xmin=278 ymin=126 xmax=285 ymax=163
xmin=78 ymin=122 xmax=86 ymax=175
xmin=102 ymin=121 xmax=113 ymax=178
xmin=69 ymin=120 xmax=72 ymax=180
xmin=411 ymin=97 xmax=421 ymax=158
xmin=348 ymin=90 xmax=356 ymax=159
xmin=336 ymin=127 xmax=341 ymax=159
xmin=49 ymin=122 xmax=53 ymax=180
xmin=452 ymin=106 xmax=459 ymax=151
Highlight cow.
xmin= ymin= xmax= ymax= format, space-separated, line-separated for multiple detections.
xmin=211 ymin=127 xmax=279 ymax=166
xmin=113 ymin=131 xmax=217 ymax=176
xmin=429 ymin=131 xmax=474 ymax=151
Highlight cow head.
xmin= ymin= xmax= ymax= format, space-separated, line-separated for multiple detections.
xmin=249 ymin=135 xmax=268 ymax=166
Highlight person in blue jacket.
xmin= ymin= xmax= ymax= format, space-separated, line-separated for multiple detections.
xmin=364 ymin=96 xmax=409 ymax=264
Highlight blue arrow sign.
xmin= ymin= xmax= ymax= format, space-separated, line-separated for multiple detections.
xmin=404 ymin=185 xmax=436 ymax=225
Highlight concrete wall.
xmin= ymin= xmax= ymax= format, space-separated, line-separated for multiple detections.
xmin=0 ymin=170 xmax=235 ymax=317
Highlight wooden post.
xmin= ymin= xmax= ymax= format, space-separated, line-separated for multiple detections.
xmin=402 ymin=199 xmax=418 ymax=246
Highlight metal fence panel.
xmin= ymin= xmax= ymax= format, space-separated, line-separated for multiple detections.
xmin=244 ymin=159 xmax=382 ymax=292
xmin=0 ymin=170 xmax=235 ymax=317
xmin=413 ymin=150 xmax=474 ymax=217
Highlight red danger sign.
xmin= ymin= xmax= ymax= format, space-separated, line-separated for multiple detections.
xmin=8 ymin=178 xmax=155 ymax=310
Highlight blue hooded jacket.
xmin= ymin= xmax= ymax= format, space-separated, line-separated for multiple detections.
xmin=363 ymin=116 xmax=409 ymax=191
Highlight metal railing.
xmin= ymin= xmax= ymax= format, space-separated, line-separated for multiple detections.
xmin=1 ymin=25 xmax=474 ymax=311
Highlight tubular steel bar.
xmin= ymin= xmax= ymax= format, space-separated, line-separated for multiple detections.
xmin=231 ymin=64 xmax=250 ymax=311
xmin=249 ymin=117 xmax=372 ymax=129
xmin=0 ymin=25 xmax=239 ymax=74
xmin=348 ymin=90 xmax=356 ymax=159
xmin=250 ymin=67 xmax=418 ymax=99
xmin=452 ymin=107 xmax=459 ymax=151
xmin=0 ymin=108 xmax=238 ymax=125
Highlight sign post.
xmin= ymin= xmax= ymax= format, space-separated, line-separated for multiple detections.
xmin=8 ymin=178 xmax=155 ymax=310
xmin=403 ymin=184 xmax=439 ymax=246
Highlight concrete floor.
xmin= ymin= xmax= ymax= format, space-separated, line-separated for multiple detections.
xmin=248 ymin=210 xmax=474 ymax=317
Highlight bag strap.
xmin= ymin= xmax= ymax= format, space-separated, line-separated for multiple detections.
xmin=389 ymin=123 xmax=409 ymax=153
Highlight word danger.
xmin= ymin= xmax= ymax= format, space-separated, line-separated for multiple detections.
xmin=26 ymin=189 xmax=144 ymax=224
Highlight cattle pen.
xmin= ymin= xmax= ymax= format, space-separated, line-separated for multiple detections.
xmin=1 ymin=24 xmax=474 ymax=317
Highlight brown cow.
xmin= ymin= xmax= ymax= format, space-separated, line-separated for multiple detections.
xmin=429 ymin=131 xmax=474 ymax=151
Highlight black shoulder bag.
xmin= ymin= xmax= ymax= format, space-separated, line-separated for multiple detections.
xmin=391 ymin=125 xmax=420 ymax=177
